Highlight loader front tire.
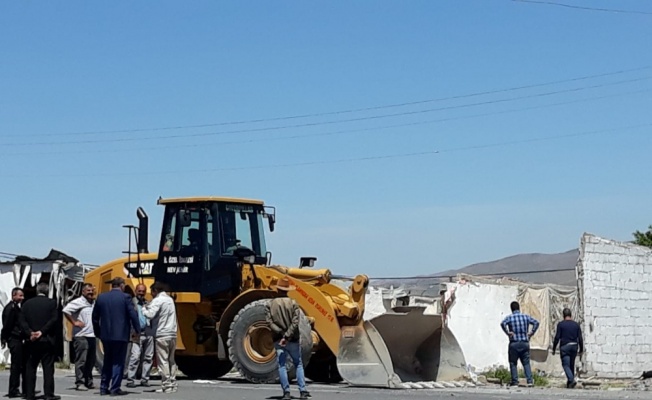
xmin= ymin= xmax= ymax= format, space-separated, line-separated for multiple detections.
xmin=227 ymin=299 xmax=312 ymax=384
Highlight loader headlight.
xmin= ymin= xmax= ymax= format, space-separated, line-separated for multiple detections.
xmin=244 ymin=255 xmax=256 ymax=264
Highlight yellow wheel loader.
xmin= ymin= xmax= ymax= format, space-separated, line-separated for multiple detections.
xmin=83 ymin=196 xmax=467 ymax=387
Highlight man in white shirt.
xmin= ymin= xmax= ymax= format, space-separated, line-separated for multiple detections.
xmin=142 ymin=282 xmax=178 ymax=394
xmin=62 ymin=283 xmax=96 ymax=391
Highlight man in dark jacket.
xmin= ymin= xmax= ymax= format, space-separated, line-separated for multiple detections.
xmin=91 ymin=277 xmax=140 ymax=396
xmin=18 ymin=283 xmax=60 ymax=400
xmin=265 ymin=276 xmax=310 ymax=400
xmin=1 ymin=287 xmax=26 ymax=398
xmin=553 ymin=308 xmax=584 ymax=388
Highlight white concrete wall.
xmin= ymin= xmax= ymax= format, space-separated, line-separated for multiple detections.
xmin=446 ymin=281 xmax=519 ymax=372
xmin=578 ymin=233 xmax=652 ymax=378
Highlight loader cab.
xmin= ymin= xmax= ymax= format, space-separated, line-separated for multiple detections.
xmin=154 ymin=197 xmax=273 ymax=297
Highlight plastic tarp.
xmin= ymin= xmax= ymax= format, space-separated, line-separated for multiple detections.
xmin=518 ymin=287 xmax=550 ymax=350
xmin=517 ymin=285 xmax=579 ymax=351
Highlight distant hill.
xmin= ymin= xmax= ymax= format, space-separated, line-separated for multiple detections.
xmin=371 ymin=249 xmax=579 ymax=291
xmin=435 ymin=249 xmax=579 ymax=286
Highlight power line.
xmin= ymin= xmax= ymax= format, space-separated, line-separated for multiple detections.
xmin=512 ymin=0 xmax=652 ymax=15
xmin=3 ymin=75 xmax=650 ymax=147
xmin=2 ymin=65 xmax=652 ymax=139
xmin=2 ymin=122 xmax=648 ymax=178
xmin=3 ymin=87 xmax=649 ymax=157
xmin=0 ymin=251 xmax=19 ymax=260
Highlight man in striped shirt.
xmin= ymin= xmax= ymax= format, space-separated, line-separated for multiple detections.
xmin=500 ymin=301 xmax=540 ymax=387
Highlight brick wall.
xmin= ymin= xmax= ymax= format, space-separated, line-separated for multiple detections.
xmin=578 ymin=233 xmax=652 ymax=378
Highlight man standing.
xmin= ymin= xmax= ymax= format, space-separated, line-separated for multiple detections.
xmin=552 ymin=308 xmax=584 ymax=388
xmin=18 ymin=282 xmax=60 ymax=400
xmin=265 ymin=276 xmax=310 ymax=400
xmin=91 ymin=277 xmax=140 ymax=396
xmin=500 ymin=301 xmax=539 ymax=387
xmin=62 ymin=283 xmax=96 ymax=391
xmin=142 ymin=282 xmax=178 ymax=394
xmin=126 ymin=284 xmax=153 ymax=388
xmin=1 ymin=288 xmax=27 ymax=398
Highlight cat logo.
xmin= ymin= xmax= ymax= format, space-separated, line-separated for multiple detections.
xmin=125 ymin=262 xmax=154 ymax=275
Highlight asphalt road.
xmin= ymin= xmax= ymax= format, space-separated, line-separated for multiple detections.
xmin=0 ymin=370 xmax=647 ymax=400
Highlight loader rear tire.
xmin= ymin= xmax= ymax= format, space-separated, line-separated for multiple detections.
xmin=227 ymin=299 xmax=312 ymax=384
xmin=176 ymin=356 xmax=233 ymax=380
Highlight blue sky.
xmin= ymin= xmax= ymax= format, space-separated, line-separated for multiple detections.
xmin=1 ymin=1 xmax=651 ymax=277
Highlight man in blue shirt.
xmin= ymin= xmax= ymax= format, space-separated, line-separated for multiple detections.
xmin=500 ymin=301 xmax=540 ymax=387
xmin=552 ymin=308 xmax=583 ymax=388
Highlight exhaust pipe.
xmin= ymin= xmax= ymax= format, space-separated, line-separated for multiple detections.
xmin=136 ymin=207 xmax=149 ymax=254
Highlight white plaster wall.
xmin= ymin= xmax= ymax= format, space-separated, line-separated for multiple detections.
xmin=579 ymin=233 xmax=652 ymax=378
xmin=364 ymin=286 xmax=387 ymax=320
xmin=446 ymin=282 xmax=519 ymax=372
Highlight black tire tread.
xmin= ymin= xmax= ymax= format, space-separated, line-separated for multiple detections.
xmin=227 ymin=298 xmax=312 ymax=384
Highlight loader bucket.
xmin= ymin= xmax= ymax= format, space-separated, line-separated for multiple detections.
xmin=336 ymin=306 xmax=467 ymax=388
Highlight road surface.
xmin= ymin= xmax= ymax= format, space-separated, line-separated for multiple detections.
xmin=0 ymin=370 xmax=647 ymax=400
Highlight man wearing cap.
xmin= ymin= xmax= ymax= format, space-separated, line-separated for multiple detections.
xmin=265 ymin=276 xmax=310 ymax=400
xmin=91 ymin=277 xmax=140 ymax=396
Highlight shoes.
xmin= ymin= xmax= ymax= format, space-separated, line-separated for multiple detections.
xmin=76 ymin=385 xmax=89 ymax=391
xmin=110 ymin=389 xmax=127 ymax=396
xmin=155 ymin=387 xmax=174 ymax=393
xmin=300 ymin=391 xmax=312 ymax=399
xmin=282 ymin=392 xmax=292 ymax=400
xmin=140 ymin=380 xmax=150 ymax=387
xmin=125 ymin=382 xmax=137 ymax=388
xmin=7 ymin=392 xmax=21 ymax=398
xmin=527 ymin=382 xmax=534 ymax=387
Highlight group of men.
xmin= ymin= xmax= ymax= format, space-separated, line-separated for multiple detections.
xmin=0 ymin=276 xmax=178 ymax=399
xmin=500 ymin=300 xmax=584 ymax=388
xmin=0 ymin=274 xmax=310 ymax=400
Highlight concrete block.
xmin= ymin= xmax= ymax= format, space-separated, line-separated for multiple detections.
xmin=600 ymin=353 xmax=617 ymax=364
xmin=600 ymin=244 xmax=615 ymax=255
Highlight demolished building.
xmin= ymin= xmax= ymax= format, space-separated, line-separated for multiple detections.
xmin=0 ymin=249 xmax=92 ymax=365
xmin=364 ymin=232 xmax=652 ymax=382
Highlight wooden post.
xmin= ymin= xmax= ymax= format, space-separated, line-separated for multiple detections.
xmin=62 ymin=320 xmax=71 ymax=368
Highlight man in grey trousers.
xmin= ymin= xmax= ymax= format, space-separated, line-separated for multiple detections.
xmin=62 ymin=283 xmax=96 ymax=391
xmin=126 ymin=284 xmax=154 ymax=388
xmin=143 ymin=282 xmax=178 ymax=394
